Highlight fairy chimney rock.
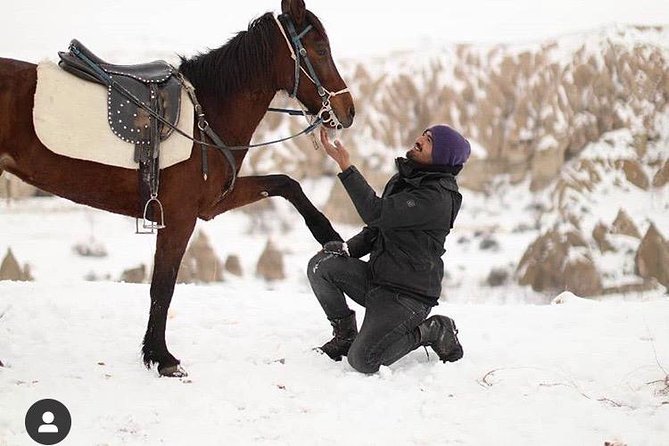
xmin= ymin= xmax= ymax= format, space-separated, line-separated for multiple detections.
xmin=224 ymin=254 xmax=243 ymax=277
xmin=256 ymin=239 xmax=286 ymax=281
xmin=652 ymin=160 xmax=669 ymax=188
xmin=611 ymin=209 xmax=641 ymax=239
xmin=592 ymin=222 xmax=615 ymax=253
xmin=177 ymin=231 xmax=224 ymax=284
xmin=0 ymin=248 xmax=32 ymax=281
xmin=517 ymin=228 xmax=602 ymax=296
xmin=635 ymin=223 xmax=669 ymax=287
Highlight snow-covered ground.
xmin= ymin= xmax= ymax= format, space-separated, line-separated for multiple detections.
xmin=1 ymin=281 xmax=668 ymax=445
xmin=1 ymin=196 xmax=668 ymax=445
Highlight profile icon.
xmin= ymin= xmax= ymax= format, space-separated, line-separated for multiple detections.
xmin=25 ymin=399 xmax=71 ymax=445
xmin=38 ymin=411 xmax=59 ymax=433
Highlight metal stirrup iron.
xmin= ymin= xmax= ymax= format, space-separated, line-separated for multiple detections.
xmin=136 ymin=194 xmax=166 ymax=234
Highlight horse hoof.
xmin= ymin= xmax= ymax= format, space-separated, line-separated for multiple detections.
xmin=159 ymin=364 xmax=188 ymax=378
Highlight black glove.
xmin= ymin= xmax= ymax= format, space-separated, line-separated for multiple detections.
xmin=323 ymin=241 xmax=350 ymax=257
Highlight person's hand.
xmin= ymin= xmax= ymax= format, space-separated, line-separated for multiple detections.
xmin=319 ymin=127 xmax=351 ymax=171
xmin=323 ymin=240 xmax=350 ymax=257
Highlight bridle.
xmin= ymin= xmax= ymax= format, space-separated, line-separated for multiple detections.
xmin=273 ymin=13 xmax=350 ymax=130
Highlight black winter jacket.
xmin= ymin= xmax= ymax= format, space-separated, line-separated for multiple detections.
xmin=338 ymin=158 xmax=462 ymax=306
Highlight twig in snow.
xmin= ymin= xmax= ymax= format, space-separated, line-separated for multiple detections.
xmin=477 ymin=366 xmax=633 ymax=408
xmin=643 ymin=319 xmax=669 ymax=396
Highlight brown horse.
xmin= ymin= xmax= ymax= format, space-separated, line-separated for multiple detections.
xmin=0 ymin=0 xmax=354 ymax=377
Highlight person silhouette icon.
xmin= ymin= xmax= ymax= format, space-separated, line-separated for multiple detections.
xmin=37 ymin=411 xmax=59 ymax=433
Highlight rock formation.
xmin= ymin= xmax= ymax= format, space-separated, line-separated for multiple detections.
xmin=256 ymin=239 xmax=286 ymax=281
xmin=611 ymin=209 xmax=641 ymax=239
xmin=517 ymin=228 xmax=603 ymax=296
xmin=635 ymin=223 xmax=669 ymax=287
xmin=177 ymin=231 xmax=223 ymax=284
xmin=120 ymin=264 xmax=146 ymax=284
xmin=224 ymin=254 xmax=243 ymax=277
xmin=592 ymin=222 xmax=615 ymax=253
xmin=0 ymin=248 xmax=33 ymax=281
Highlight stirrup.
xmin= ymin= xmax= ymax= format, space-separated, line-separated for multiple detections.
xmin=136 ymin=196 xmax=166 ymax=234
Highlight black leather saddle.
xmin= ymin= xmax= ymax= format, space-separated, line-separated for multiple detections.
xmin=58 ymin=39 xmax=188 ymax=232
xmin=58 ymin=39 xmax=181 ymax=149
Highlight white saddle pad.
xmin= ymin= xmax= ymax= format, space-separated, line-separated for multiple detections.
xmin=33 ymin=61 xmax=194 ymax=170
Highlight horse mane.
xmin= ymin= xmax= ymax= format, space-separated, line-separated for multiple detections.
xmin=179 ymin=11 xmax=330 ymax=99
xmin=179 ymin=12 xmax=277 ymax=97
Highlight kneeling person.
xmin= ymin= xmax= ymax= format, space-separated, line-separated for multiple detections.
xmin=307 ymin=125 xmax=469 ymax=373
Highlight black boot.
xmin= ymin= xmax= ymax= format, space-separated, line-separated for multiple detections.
xmin=318 ymin=311 xmax=358 ymax=361
xmin=418 ymin=315 xmax=463 ymax=363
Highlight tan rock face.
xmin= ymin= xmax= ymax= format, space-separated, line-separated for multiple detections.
xmin=256 ymin=239 xmax=286 ymax=281
xmin=563 ymin=255 xmax=604 ymax=296
xmin=324 ymin=181 xmax=363 ymax=226
xmin=224 ymin=255 xmax=243 ymax=277
xmin=635 ymin=223 xmax=669 ymax=287
xmin=611 ymin=209 xmax=641 ymax=239
xmin=120 ymin=264 xmax=146 ymax=284
xmin=616 ymin=160 xmax=650 ymax=190
xmin=517 ymin=229 xmax=603 ymax=296
xmin=0 ymin=248 xmax=33 ymax=281
xmin=593 ymin=222 xmax=615 ymax=253
xmin=177 ymin=231 xmax=223 ymax=284
xmin=652 ymin=160 xmax=669 ymax=188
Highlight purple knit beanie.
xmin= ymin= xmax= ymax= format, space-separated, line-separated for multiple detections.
xmin=429 ymin=125 xmax=471 ymax=167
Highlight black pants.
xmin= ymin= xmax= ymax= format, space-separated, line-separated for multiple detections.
xmin=307 ymin=251 xmax=432 ymax=373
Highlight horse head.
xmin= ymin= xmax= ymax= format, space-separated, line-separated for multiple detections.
xmin=276 ymin=0 xmax=355 ymax=129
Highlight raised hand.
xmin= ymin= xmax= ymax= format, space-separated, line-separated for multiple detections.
xmin=319 ymin=127 xmax=351 ymax=171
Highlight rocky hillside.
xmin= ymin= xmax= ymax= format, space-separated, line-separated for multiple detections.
xmin=250 ymin=24 xmax=668 ymax=186
xmin=246 ymin=24 xmax=669 ymax=297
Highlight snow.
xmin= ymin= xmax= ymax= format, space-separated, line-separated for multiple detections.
xmin=1 ymin=280 xmax=668 ymax=445
xmin=1 ymin=190 xmax=668 ymax=444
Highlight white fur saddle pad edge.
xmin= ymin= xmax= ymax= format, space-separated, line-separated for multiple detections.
xmin=33 ymin=61 xmax=194 ymax=170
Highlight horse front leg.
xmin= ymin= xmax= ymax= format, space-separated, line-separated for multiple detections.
xmin=142 ymin=215 xmax=196 ymax=377
xmin=201 ymin=175 xmax=342 ymax=245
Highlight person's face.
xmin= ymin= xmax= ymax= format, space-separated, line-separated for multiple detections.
xmin=406 ymin=130 xmax=434 ymax=165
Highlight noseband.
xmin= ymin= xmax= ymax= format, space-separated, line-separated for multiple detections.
xmin=274 ymin=14 xmax=349 ymax=130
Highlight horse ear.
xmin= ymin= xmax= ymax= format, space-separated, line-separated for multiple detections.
xmin=281 ymin=0 xmax=306 ymax=26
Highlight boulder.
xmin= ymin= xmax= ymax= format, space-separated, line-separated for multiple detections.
xmin=256 ymin=239 xmax=286 ymax=281
xmin=120 ymin=264 xmax=146 ymax=284
xmin=611 ymin=209 xmax=641 ymax=239
xmin=486 ymin=267 xmax=509 ymax=287
xmin=224 ymin=254 xmax=243 ymax=277
xmin=177 ymin=231 xmax=223 ymax=284
xmin=635 ymin=223 xmax=669 ymax=287
xmin=0 ymin=248 xmax=33 ymax=281
xmin=563 ymin=253 xmax=604 ymax=296
xmin=517 ymin=228 xmax=603 ymax=296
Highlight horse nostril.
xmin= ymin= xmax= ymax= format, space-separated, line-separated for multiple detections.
xmin=349 ymin=105 xmax=356 ymax=119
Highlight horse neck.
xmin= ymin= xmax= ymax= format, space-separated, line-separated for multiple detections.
xmin=198 ymin=88 xmax=276 ymax=148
